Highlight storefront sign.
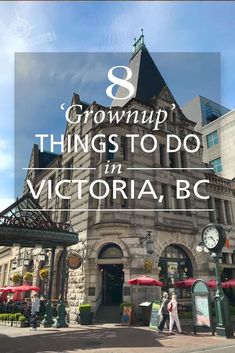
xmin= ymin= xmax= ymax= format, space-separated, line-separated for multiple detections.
xmin=66 ymin=252 xmax=82 ymax=270
xmin=149 ymin=301 xmax=161 ymax=329
xmin=195 ymin=295 xmax=210 ymax=327
xmin=192 ymin=279 xmax=214 ymax=335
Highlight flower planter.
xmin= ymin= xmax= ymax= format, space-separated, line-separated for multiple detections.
xmin=6 ymin=321 xmax=12 ymax=326
xmin=80 ymin=311 xmax=93 ymax=325
xmin=16 ymin=321 xmax=26 ymax=328
xmin=12 ymin=321 xmax=18 ymax=327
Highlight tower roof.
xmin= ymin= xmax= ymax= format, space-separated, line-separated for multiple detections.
xmin=112 ymin=30 xmax=167 ymax=107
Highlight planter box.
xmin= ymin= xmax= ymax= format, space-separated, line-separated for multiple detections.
xmin=80 ymin=311 xmax=93 ymax=325
xmin=6 ymin=321 xmax=12 ymax=326
xmin=16 ymin=321 xmax=26 ymax=328
xmin=0 ymin=320 xmax=5 ymax=326
xmin=12 ymin=321 xmax=18 ymax=327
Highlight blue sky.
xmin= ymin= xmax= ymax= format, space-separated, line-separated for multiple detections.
xmin=0 ymin=1 xmax=235 ymax=210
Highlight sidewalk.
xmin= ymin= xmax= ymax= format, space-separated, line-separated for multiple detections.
xmin=0 ymin=324 xmax=235 ymax=353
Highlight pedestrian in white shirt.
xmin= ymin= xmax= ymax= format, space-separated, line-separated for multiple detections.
xmin=30 ymin=293 xmax=40 ymax=330
xmin=168 ymin=294 xmax=183 ymax=335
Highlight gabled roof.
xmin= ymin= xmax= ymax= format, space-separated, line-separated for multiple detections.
xmin=38 ymin=151 xmax=58 ymax=168
xmin=112 ymin=32 xmax=167 ymax=107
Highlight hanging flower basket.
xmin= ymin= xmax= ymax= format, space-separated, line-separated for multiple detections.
xmin=39 ymin=268 xmax=49 ymax=280
xmin=11 ymin=273 xmax=23 ymax=284
xmin=23 ymin=272 xmax=34 ymax=283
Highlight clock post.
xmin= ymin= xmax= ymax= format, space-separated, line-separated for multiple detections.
xmin=202 ymin=223 xmax=234 ymax=338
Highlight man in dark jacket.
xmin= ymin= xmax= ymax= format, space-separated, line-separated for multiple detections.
xmin=158 ymin=292 xmax=169 ymax=332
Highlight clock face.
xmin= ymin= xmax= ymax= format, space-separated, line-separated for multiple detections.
xmin=202 ymin=225 xmax=220 ymax=249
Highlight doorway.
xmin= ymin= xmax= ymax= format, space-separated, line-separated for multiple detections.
xmin=101 ymin=264 xmax=124 ymax=305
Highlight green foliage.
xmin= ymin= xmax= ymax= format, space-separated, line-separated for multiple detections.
xmin=39 ymin=268 xmax=49 ymax=280
xmin=23 ymin=271 xmax=34 ymax=283
xmin=179 ymin=311 xmax=193 ymax=319
xmin=0 ymin=312 xmax=23 ymax=321
xmin=18 ymin=315 xmax=26 ymax=322
xmin=78 ymin=304 xmax=91 ymax=313
xmin=11 ymin=272 xmax=23 ymax=283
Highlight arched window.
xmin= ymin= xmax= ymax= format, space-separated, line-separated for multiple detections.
xmin=158 ymin=245 xmax=193 ymax=297
xmin=98 ymin=243 xmax=123 ymax=259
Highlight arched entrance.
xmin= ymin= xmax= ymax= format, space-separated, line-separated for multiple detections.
xmin=158 ymin=244 xmax=193 ymax=297
xmin=98 ymin=243 xmax=124 ymax=305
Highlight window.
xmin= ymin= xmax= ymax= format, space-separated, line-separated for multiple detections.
xmin=210 ymin=157 xmax=222 ymax=173
xmin=105 ymin=177 xmax=113 ymax=207
xmin=68 ymin=127 xmax=75 ymax=151
xmin=106 ymin=136 xmax=115 ymax=161
xmin=50 ymin=174 xmax=56 ymax=194
xmin=169 ymin=152 xmax=177 ymax=168
xmin=159 ymin=144 xmax=165 ymax=167
xmin=61 ymin=199 xmax=70 ymax=222
xmin=180 ymin=150 xmax=187 ymax=168
xmin=120 ymin=136 xmax=127 ymax=160
xmin=65 ymin=159 xmax=73 ymax=179
xmin=185 ymin=197 xmax=191 ymax=216
xmin=171 ymin=186 xmax=180 ymax=210
xmin=159 ymin=245 xmax=193 ymax=297
xmin=215 ymin=198 xmax=222 ymax=223
xmin=225 ymin=200 xmax=232 ymax=224
xmin=98 ymin=243 xmax=123 ymax=259
xmin=121 ymin=178 xmax=128 ymax=208
xmin=161 ymin=184 xmax=169 ymax=209
xmin=206 ymin=131 xmax=219 ymax=148
xmin=208 ymin=199 xmax=214 ymax=223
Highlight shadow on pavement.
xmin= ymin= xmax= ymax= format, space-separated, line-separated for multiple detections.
xmin=0 ymin=326 xmax=169 ymax=353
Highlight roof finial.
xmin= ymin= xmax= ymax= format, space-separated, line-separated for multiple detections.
xmin=141 ymin=28 xmax=144 ymax=44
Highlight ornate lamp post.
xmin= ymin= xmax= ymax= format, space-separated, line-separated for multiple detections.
xmin=197 ymin=223 xmax=234 ymax=338
xmin=42 ymin=247 xmax=56 ymax=327
xmin=53 ymin=246 xmax=68 ymax=328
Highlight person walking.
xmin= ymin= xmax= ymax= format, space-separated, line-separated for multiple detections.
xmin=168 ymin=294 xmax=182 ymax=334
xmin=158 ymin=292 xmax=169 ymax=332
xmin=30 ymin=293 xmax=40 ymax=331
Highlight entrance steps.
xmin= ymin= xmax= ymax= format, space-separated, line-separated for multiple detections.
xmin=95 ymin=305 xmax=121 ymax=324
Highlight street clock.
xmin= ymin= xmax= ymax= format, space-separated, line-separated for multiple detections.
xmin=202 ymin=224 xmax=226 ymax=253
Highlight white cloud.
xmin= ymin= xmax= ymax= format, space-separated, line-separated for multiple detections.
xmin=0 ymin=198 xmax=15 ymax=212
xmin=0 ymin=139 xmax=13 ymax=172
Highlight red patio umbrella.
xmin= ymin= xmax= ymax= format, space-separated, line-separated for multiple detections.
xmin=128 ymin=276 xmax=163 ymax=286
xmin=128 ymin=276 xmax=163 ymax=301
xmin=0 ymin=287 xmax=14 ymax=292
xmin=206 ymin=279 xmax=226 ymax=289
xmin=223 ymin=279 xmax=235 ymax=289
xmin=175 ymin=278 xmax=197 ymax=288
xmin=0 ymin=291 xmax=9 ymax=302
xmin=13 ymin=284 xmax=40 ymax=292
xmin=12 ymin=291 xmax=22 ymax=301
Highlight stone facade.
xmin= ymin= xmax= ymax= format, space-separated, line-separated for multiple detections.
xmin=1 ymin=38 xmax=235 ymax=324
